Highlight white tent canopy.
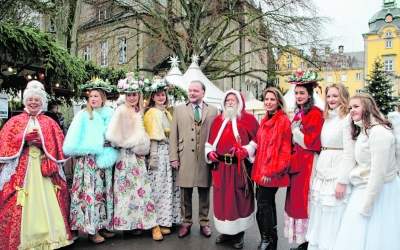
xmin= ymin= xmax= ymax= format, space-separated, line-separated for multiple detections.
xmin=245 ymin=92 xmax=265 ymax=121
xmin=182 ymin=55 xmax=224 ymax=108
xmin=284 ymin=85 xmax=325 ymax=114
xmin=165 ymin=56 xmax=186 ymax=91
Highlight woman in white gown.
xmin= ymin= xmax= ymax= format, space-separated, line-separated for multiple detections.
xmin=306 ymin=83 xmax=354 ymax=250
xmin=333 ymin=93 xmax=400 ymax=250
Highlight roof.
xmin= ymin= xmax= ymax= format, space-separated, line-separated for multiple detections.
xmin=369 ymin=7 xmax=400 ymax=32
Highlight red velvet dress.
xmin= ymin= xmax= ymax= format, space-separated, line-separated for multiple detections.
xmin=285 ymin=106 xmax=323 ymax=219
xmin=207 ymin=111 xmax=259 ymax=235
xmin=0 ymin=112 xmax=72 ymax=249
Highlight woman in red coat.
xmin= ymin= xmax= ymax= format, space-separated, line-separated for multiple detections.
xmin=284 ymin=70 xmax=323 ymax=250
xmin=252 ymin=87 xmax=292 ymax=250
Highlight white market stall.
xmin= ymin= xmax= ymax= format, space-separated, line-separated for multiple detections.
xmin=183 ymin=55 xmax=224 ymax=108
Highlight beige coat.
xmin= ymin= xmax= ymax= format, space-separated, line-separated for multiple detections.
xmin=169 ymin=102 xmax=218 ymax=187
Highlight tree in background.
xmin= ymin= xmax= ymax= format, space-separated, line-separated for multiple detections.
xmin=365 ymin=59 xmax=397 ymax=115
xmin=111 ymin=0 xmax=324 ymax=81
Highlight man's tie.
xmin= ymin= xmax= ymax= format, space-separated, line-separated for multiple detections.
xmin=194 ymin=105 xmax=201 ymax=123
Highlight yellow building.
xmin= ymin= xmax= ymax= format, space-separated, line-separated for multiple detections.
xmin=276 ymin=47 xmax=364 ymax=96
xmin=364 ymin=0 xmax=400 ymax=95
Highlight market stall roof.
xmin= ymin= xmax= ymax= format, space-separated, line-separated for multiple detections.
xmin=182 ymin=55 xmax=224 ymax=108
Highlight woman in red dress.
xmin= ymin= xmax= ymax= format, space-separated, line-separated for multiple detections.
xmin=284 ymin=71 xmax=324 ymax=250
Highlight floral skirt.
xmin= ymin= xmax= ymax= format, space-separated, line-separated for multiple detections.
xmin=147 ymin=143 xmax=181 ymax=227
xmin=69 ymin=155 xmax=113 ymax=235
xmin=284 ymin=212 xmax=308 ymax=244
xmin=112 ymin=149 xmax=157 ymax=230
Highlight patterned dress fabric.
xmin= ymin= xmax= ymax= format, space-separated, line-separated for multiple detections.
xmin=147 ymin=143 xmax=181 ymax=227
xmin=113 ymin=149 xmax=158 ymax=230
xmin=69 ymin=155 xmax=113 ymax=234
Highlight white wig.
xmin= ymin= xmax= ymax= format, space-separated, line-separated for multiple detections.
xmin=23 ymin=80 xmax=48 ymax=109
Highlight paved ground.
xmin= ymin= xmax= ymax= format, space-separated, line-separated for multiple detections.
xmin=64 ymin=189 xmax=297 ymax=250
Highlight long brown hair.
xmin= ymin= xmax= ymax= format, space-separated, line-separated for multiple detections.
xmin=263 ymin=87 xmax=287 ymax=114
xmin=145 ymin=90 xmax=169 ymax=113
xmin=86 ymin=89 xmax=107 ymax=120
xmin=324 ymin=83 xmax=349 ymax=119
xmin=350 ymin=93 xmax=392 ymax=140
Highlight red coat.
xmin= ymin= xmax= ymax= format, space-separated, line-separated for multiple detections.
xmin=252 ymin=110 xmax=291 ymax=187
xmin=0 ymin=112 xmax=71 ymax=249
xmin=285 ymin=106 xmax=323 ymax=219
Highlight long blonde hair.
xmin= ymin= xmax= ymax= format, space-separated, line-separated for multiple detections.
xmin=350 ymin=93 xmax=391 ymax=140
xmin=323 ymin=83 xmax=350 ymax=119
xmin=86 ymin=89 xmax=107 ymax=120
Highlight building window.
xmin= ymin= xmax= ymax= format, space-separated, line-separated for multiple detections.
xmin=98 ymin=8 xmax=108 ymax=21
xmin=300 ymin=61 xmax=305 ymax=69
xmin=287 ymin=54 xmax=292 ymax=69
xmin=118 ymin=37 xmax=127 ymax=64
xmin=386 ymin=39 xmax=393 ymax=48
xmin=356 ymin=72 xmax=362 ymax=80
xmin=275 ymin=64 xmax=280 ymax=70
xmin=48 ymin=19 xmax=56 ymax=33
xmin=384 ymin=57 xmax=394 ymax=71
xmin=274 ymin=78 xmax=280 ymax=86
xmin=83 ymin=44 xmax=91 ymax=61
xmin=341 ymin=74 xmax=347 ymax=82
xmin=100 ymin=41 xmax=108 ymax=67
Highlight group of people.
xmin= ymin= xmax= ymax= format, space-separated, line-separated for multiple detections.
xmin=0 ymin=69 xmax=400 ymax=250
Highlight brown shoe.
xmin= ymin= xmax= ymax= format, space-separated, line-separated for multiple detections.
xmin=200 ymin=225 xmax=212 ymax=237
xmin=152 ymin=226 xmax=163 ymax=241
xmin=99 ymin=229 xmax=116 ymax=239
xmin=160 ymin=226 xmax=171 ymax=235
xmin=178 ymin=224 xmax=191 ymax=238
xmin=89 ymin=233 xmax=105 ymax=244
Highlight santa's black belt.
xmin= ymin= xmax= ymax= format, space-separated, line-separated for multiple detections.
xmin=216 ymin=154 xmax=238 ymax=165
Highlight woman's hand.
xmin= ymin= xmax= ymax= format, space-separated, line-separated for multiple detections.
xmin=335 ymin=183 xmax=347 ymax=200
xmin=261 ymin=176 xmax=272 ymax=183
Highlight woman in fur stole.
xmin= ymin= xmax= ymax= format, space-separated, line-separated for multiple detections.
xmin=63 ymin=78 xmax=118 ymax=244
xmin=106 ymin=79 xmax=159 ymax=239
xmin=143 ymin=79 xmax=181 ymax=239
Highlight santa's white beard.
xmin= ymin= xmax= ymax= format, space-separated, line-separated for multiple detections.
xmin=223 ymin=106 xmax=240 ymax=119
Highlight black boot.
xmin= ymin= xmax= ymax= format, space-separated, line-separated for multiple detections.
xmin=256 ymin=203 xmax=278 ymax=250
xmin=290 ymin=242 xmax=308 ymax=250
xmin=232 ymin=231 xmax=244 ymax=249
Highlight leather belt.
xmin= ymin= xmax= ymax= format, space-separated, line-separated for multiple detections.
xmin=321 ymin=147 xmax=343 ymax=150
xmin=216 ymin=153 xmax=238 ymax=165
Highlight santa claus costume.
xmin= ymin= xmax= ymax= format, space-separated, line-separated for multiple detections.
xmin=0 ymin=81 xmax=72 ymax=249
xmin=205 ymin=89 xmax=259 ymax=249
xmin=284 ymin=71 xmax=324 ymax=250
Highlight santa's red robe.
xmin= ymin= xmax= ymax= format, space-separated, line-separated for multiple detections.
xmin=206 ymin=109 xmax=259 ymax=235
xmin=285 ymin=106 xmax=323 ymax=219
xmin=0 ymin=112 xmax=72 ymax=249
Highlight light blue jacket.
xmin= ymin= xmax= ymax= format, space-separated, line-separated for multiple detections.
xmin=63 ymin=106 xmax=118 ymax=168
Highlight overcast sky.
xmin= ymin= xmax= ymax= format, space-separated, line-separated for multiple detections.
xmin=314 ymin=0 xmax=382 ymax=53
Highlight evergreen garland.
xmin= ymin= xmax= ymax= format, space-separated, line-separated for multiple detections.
xmin=365 ymin=59 xmax=397 ymax=115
